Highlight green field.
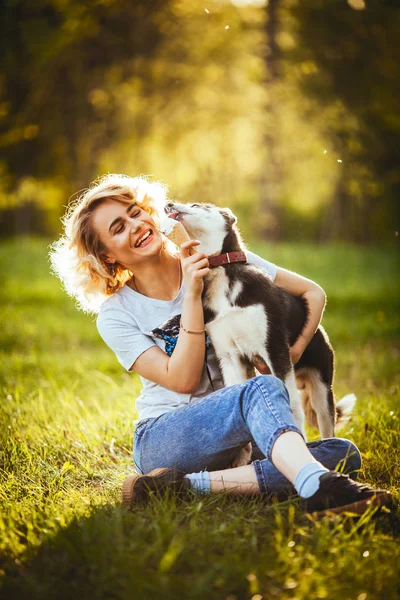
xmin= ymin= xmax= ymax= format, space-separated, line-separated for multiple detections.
xmin=1 ymin=237 xmax=399 ymax=600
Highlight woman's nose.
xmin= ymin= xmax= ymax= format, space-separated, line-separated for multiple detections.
xmin=128 ymin=216 xmax=142 ymax=231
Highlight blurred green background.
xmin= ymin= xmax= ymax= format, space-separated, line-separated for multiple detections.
xmin=1 ymin=0 xmax=399 ymax=243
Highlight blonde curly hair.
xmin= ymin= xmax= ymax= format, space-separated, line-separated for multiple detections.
xmin=49 ymin=174 xmax=173 ymax=313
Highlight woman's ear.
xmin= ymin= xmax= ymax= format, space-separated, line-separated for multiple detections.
xmin=103 ymin=255 xmax=116 ymax=265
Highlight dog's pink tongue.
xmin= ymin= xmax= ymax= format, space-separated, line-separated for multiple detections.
xmin=168 ymin=211 xmax=180 ymax=220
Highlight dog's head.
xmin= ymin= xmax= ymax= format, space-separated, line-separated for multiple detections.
xmin=164 ymin=201 xmax=241 ymax=255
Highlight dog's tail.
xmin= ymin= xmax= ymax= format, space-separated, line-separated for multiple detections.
xmin=335 ymin=393 xmax=357 ymax=430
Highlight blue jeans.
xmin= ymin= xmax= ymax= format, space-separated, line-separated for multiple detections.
xmin=133 ymin=375 xmax=361 ymax=497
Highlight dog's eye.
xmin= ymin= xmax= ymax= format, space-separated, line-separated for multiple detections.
xmin=191 ymin=203 xmax=200 ymax=208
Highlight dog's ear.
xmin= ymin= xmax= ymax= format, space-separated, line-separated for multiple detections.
xmin=220 ymin=208 xmax=237 ymax=226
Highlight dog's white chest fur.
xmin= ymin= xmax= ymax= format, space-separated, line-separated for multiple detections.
xmin=204 ymin=269 xmax=245 ymax=315
xmin=204 ymin=270 xmax=268 ymax=385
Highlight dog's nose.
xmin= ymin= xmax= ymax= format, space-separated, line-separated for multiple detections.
xmin=164 ymin=202 xmax=175 ymax=214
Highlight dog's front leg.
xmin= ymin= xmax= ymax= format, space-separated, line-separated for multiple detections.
xmin=216 ymin=352 xmax=253 ymax=468
xmin=218 ymin=354 xmax=249 ymax=387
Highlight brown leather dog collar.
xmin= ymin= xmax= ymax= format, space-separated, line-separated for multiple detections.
xmin=208 ymin=251 xmax=247 ymax=268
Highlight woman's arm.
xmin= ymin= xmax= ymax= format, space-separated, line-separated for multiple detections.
xmin=132 ymin=240 xmax=209 ymax=394
xmin=274 ymin=267 xmax=326 ymax=364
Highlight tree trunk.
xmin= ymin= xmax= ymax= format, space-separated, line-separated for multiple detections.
xmin=259 ymin=0 xmax=284 ymax=241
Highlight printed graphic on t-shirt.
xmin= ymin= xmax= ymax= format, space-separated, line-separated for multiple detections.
xmin=151 ymin=314 xmax=211 ymax=357
xmin=151 ymin=314 xmax=181 ymax=356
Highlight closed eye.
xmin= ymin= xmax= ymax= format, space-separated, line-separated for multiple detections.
xmin=114 ymin=208 xmax=141 ymax=234
xmin=191 ymin=203 xmax=200 ymax=208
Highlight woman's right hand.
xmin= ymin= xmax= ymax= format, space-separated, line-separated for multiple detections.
xmin=180 ymin=240 xmax=210 ymax=297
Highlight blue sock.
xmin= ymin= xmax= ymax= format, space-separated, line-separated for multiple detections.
xmin=294 ymin=461 xmax=329 ymax=498
xmin=184 ymin=471 xmax=211 ymax=494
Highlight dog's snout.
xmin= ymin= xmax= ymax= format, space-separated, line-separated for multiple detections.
xmin=164 ymin=202 xmax=175 ymax=214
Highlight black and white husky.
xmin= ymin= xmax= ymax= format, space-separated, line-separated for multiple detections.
xmin=164 ymin=201 xmax=355 ymax=466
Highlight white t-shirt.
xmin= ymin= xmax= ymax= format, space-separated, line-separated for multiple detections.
xmin=96 ymin=251 xmax=277 ymax=422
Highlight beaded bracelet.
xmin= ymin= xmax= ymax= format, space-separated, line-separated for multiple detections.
xmin=180 ymin=319 xmax=206 ymax=334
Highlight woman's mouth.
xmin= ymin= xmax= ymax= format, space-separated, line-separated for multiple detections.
xmin=135 ymin=229 xmax=154 ymax=248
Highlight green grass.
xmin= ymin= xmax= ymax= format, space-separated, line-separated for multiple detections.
xmin=1 ymin=237 xmax=399 ymax=600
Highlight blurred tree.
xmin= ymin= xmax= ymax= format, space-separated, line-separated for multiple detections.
xmin=0 ymin=0 xmax=268 ymax=240
xmin=258 ymin=0 xmax=285 ymax=240
xmin=0 ymin=0 xmax=399 ymax=242
xmin=0 ymin=0 xmax=172 ymax=191
xmin=288 ymin=0 xmax=400 ymax=242
xmin=95 ymin=0 xmax=268 ymax=238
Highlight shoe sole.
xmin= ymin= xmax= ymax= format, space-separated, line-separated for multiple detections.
xmin=308 ymin=492 xmax=393 ymax=520
xmin=122 ymin=468 xmax=172 ymax=508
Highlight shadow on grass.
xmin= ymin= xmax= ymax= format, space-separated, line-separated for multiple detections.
xmin=0 ymin=498 xmax=275 ymax=600
xmin=1 ymin=495 xmax=399 ymax=600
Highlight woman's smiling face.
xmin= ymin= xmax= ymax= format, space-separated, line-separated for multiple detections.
xmin=92 ymin=199 xmax=163 ymax=268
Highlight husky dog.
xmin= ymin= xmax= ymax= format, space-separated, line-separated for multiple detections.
xmin=164 ymin=201 xmax=355 ymax=466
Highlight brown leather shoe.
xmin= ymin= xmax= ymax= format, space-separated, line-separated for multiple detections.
xmin=122 ymin=468 xmax=190 ymax=508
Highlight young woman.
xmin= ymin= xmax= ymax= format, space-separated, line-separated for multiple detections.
xmin=50 ymin=174 xmax=392 ymax=517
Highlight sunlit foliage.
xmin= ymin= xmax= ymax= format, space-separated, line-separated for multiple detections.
xmin=0 ymin=0 xmax=399 ymax=241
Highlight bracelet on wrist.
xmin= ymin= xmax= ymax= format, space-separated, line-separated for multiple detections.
xmin=180 ymin=319 xmax=205 ymax=334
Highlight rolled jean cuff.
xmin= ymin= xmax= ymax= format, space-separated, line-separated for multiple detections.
xmin=265 ymin=424 xmax=305 ymax=461
xmin=253 ymin=425 xmax=304 ymax=494
xmin=253 ymin=459 xmax=268 ymax=494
